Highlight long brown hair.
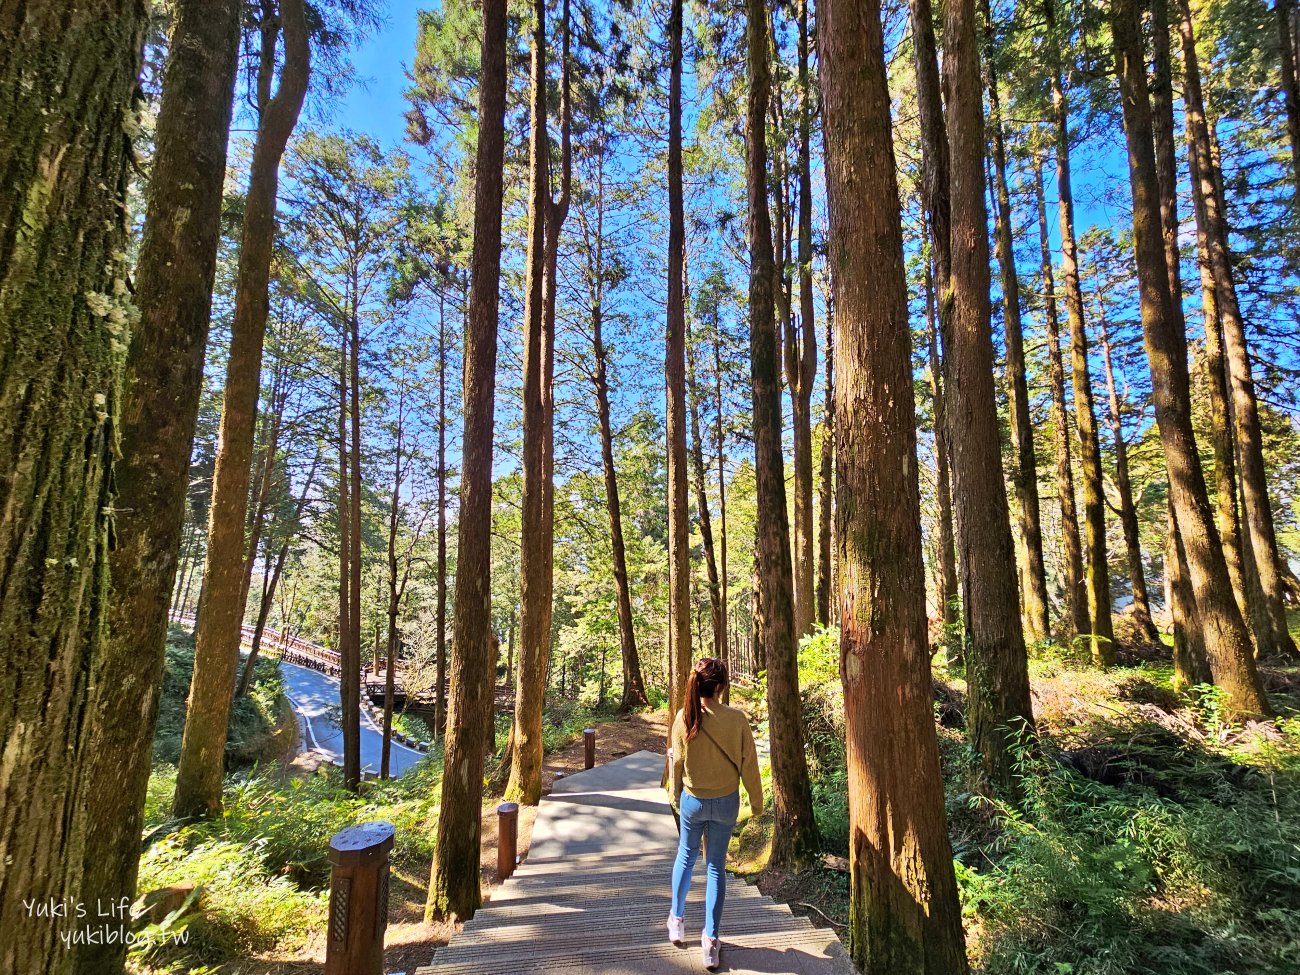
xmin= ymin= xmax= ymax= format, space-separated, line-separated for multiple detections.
xmin=683 ymin=657 xmax=729 ymax=741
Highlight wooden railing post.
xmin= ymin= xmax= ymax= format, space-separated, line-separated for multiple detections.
xmin=584 ymin=727 xmax=596 ymax=769
xmin=325 ymin=821 xmax=395 ymax=975
xmin=497 ymin=801 xmax=519 ymax=880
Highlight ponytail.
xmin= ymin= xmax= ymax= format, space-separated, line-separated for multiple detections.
xmin=683 ymin=657 xmax=729 ymax=741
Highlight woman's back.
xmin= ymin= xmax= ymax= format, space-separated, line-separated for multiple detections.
xmin=671 ymin=700 xmax=763 ymax=812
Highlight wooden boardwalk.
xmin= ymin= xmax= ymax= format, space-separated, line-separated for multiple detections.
xmin=417 ymin=751 xmax=855 ymax=975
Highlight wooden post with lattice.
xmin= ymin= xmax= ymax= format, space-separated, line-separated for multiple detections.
xmin=325 ymin=821 xmax=395 ymax=975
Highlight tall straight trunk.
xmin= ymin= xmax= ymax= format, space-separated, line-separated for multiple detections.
xmin=747 ymin=0 xmax=819 ymax=866
xmin=667 ymin=0 xmax=693 ymax=712
xmin=1150 ymin=0 xmax=1210 ymax=679
xmin=1096 ymin=308 xmax=1159 ymax=639
xmin=173 ymin=0 xmax=309 ymax=819
xmin=74 ymin=2 xmax=241 ymax=968
xmin=1035 ymin=164 xmax=1089 ymax=641
xmin=336 ymin=303 xmax=353 ymax=753
xmin=427 ymin=0 xmax=507 ymax=922
xmin=943 ymin=0 xmax=1035 ymax=792
xmin=436 ymin=293 xmax=449 ymax=737
xmin=818 ymin=0 xmax=971 ymax=967
xmin=509 ymin=0 xmax=572 ymax=805
xmin=715 ymin=335 xmax=732 ymax=662
xmin=1111 ymin=0 xmax=1271 ymax=716
xmin=923 ymin=248 xmax=960 ymax=630
xmin=982 ymin=2 xmax=1050 ymax=644
xmin=689 ymin=337 xmax=725 ymax=659
xmin=816 ymin=306 xmax=835 ymax=628
xmin=1043 ymin=0 xmax=1114 ymax=664
xmin=345 ymin=279 xmax=364 ymax=787
xmin=1277 ymin=0 xmax=1300 ymax=206
xmin=587 ymin=153 xmax=648 ymax=708
xmin=783 ymin=0 xmax=818 ymax=642
xmin=382 ymin=391 xmax=406 ymax=780
xmin=240 ymin=357 xmax=287 ymax=615
xmin=0 ymin=6 xmax=146 ymax=969
xmin=1178 ymin=0 xmax=1299 ymax=660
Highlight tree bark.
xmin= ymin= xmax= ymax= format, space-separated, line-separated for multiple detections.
xmin=747 ymin=0 xmax=819 ymax=866
xmin=1035 ymin=163 xmax=1090 ymax=642
xmin=0 ymin=5 xmax=146 ymax=969
xmin=783 ymin=0 xmax=818 ymax=642
xmin=1043 ymin=0 xmax=1114 ymax=664
xmin=427 ymin=0 xmax=507 ymax=922
xmin=942 ymin=0 xmax=1036 ymax=793
xmin=982 ymin=0 xmax=1050 ymax=645
xmin=1178 ymin=0 xmax=1300 ymax=660
xmin=436 ymin=292 xmax=449 ymax=737
xmin=689 ymin=336 xmax=725 ymax=660
xmin=922 ymin=247 xmax=959 ymax=632
xmin=173 ymin=0 xmax=309 ymax=819
xmin=345 ymin=271 xmax=364 ymax=788
xmin=1096 ymin=307 xmax=1159 ymax=640
xmin=71 ymin=2 xmax=240 ymax=969
xmin=816 ymin=301 xmax=835 ymax=629
xmin=1277 ymin=0 xmax=1300 ymax=208
xmin=818 ymin=0 xmax=971 ymax=967
xmin=715 ymin=334 xmax=732 ymax=661
xmin=667 ymin=0 xmax=693 ymax=717
xmin=1111 ymin=0 xmax=1270 ymax=716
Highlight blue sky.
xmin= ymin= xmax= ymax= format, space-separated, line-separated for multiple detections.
xmin=333 ymin=4 xmax=423 ymax=147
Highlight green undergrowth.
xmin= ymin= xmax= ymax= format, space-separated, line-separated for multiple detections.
xmin=784 ymin=625 xmax=1300 ymax=973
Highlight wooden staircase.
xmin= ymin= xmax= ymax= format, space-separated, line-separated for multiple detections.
xmin=416 ymin=751 xmax=855 ymax=975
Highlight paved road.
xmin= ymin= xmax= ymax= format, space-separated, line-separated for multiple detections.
xmin=279 ymin=658 xmax=425 ymax=777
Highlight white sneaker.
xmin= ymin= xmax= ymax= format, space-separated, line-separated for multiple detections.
xmin=701 ymin=932 xmax=720 ymax=970
xmin=667 ymin=914 xmax=685 ymax=945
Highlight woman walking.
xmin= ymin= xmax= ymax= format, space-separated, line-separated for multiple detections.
xmin=668 ymin=657 xmax=764 ymax=970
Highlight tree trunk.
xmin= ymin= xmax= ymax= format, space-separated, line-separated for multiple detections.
xmin=345 ymin=273 xmax=364 ymax=788
xmin=1043 ymin=0 xmax=1114 ymax=664
xmin=689 ymin=336 xmax=725 ymax=660
xmin=382 ymin=392 xmax=406 ymax=780
xmin=436 ymin=293 xmax=449 ymax=737
xmin=0 ymin=6 xmax=146 ymax=968
xmin=1035 ymin=163 xmax=1090 ymax=642
xmin=983 ymin=0 xmax=1050 ymax=645
xmin=923 ymin=248 xmax=959 ymax=632
xmin=782 ymin=0 xmax=818 ymax=642
xmin=427 ymin=0 xmax=507 ymax=922
xmin=715 ymin=334 xmax=732 ymax=662
xmin=816 ymin=303 xmax=835 ymax=629
xmin=1178 ymin=0 xmax=1300 ymax=660
xmin=173 ymin=0 xmax=309 ymax=819
xmin=747 ymin=0 xmax=819 ymax=866
xmin=1096 ymin=309 xmax=1159 ymax=640
xmin=72 ymin=2 xmax=240 ymax=969
xmin=666 ymin=0 xmax=694 ymax=717
xmin=1111 ymin=0 xmax=1270 ymax=717
xmin=818 ymin=0 xmax=971 ymax=967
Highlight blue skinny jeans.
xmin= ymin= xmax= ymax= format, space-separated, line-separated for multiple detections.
xmin=670 ymin=789 xmax=740 ymax=939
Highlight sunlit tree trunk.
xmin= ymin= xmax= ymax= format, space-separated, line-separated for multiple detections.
xmin=747 ymin=0 xmax=818 ymax=865
xmin=1111 ymin=0 xmax=1270 ymax=717
xmin=427 ymin=0 xmax=507 ymax=923
xmin=819 ymin=0 xmax=971 ymax=967
xmin=922 ymin=246 xmax=959 ymax=633
xmin=436 ymin=292 xmax=449 ymax=736
xmin=0 ymin=5 xmax=147 ymax=969
xmin=1178 ymin=0 xmax=1299 ymax=660
xmin=1277 ymin=0 xmax=1300 ymax=208
xmin=1035 ymin=164 xmax=1089 ymax=642
xmin=715 ymin=335 xmax=732 ymax=661
xmin=689 ymin=336 xmax=725 ymax=659
xmin=816 ymin=304 xmax=835 ymax=628
xmin=173 ymin=0 xmax=309 ymax=819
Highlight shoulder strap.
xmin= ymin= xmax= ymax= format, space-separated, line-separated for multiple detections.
xmin=698 ymin=720 xmax=741 ymax=775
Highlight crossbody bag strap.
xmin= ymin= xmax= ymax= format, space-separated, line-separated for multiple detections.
xmin=698 ymin=722 xmax=741 ymax=775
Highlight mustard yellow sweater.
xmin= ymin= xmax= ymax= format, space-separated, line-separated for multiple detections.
xmin=670 ymin=701 xmax=764 ymax=817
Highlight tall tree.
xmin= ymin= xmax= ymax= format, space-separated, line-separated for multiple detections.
xmin=747 ymin=0 xmax=819 ymax=865
xmin=689 ymin=331 xmax=725 ymax=660
xmin=1111 ymin=0 xmax=1271 ymax=717
xmin=1277 ymin=0 xmax=1300 ymax=206
xmin=943 ymin=0 xmax=1035 ymax=791
xmin=426 ymin=0 xmax=508 ymax=921
xmin=1042 ymin=0 xmax=1114 ymax=665
xmin=983 ymin=0 xmax=1050 ymax=644
xmin=509 ymin=0 xmax=574 ymax=805
xmin=1035 ymin=162 xmax=1090 ymax=641
xmin=816 ymin=302 xmax=835 ymax=629
xmin=922 ymin=245 xmax=960 ymax=632
xmin=715 ymin=331 xmax=732 ymax=661
xmin=784 ymin=0 xmax=818 ymax=641
xmin=819 ymin=0 xmax=971 ymax=966
xmin=173 ymin=0 xmax=310 ymax=819
xmin=0 ymin=6 xmax=146 ymax=969
xmin=1178 ymin=0 xmax=1300 ymax=660
xmin=667 ymin=0 xmax=693 ymax=715
xmin=73 ymin=2 xmax=242 ymax=969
